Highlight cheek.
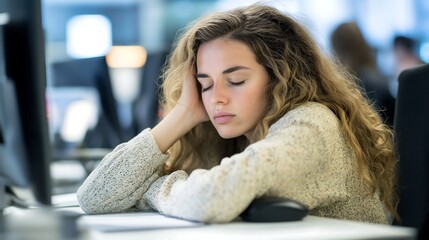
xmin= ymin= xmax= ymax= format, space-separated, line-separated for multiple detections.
xmin=248 ymin=88 xmax=267 ymax=104
xmin=201 ymin=95 xmax=212 ymax=112
xmin=250 ymin=88 xmax=269 ymax=112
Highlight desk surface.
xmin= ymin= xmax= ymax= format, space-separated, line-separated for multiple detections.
xmin=4 ymin=205 xmax=417 ymax=240
xmin=79 ymin=213 xmax=416 ymax=240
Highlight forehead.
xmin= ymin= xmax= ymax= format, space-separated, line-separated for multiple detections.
xmin=196 ymin=38 xmax=258 ymax=71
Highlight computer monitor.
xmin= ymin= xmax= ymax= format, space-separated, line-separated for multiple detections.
xmin=0 ymin=0 xmax=51 ymax=216
xmin=51 ymin=57 xmax=124 ymax=149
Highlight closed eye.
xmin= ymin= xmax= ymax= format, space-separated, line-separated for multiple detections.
xmin=201 ymin=80 xmax=245 ymax=93
xmin=201 ymin=85 xmax=213 ymax=92
xmin=230 ymin=80 xmax=245 ymax=86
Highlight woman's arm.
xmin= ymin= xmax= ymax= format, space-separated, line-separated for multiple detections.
xmin=77 ymin=70 xmax=208 ymax=214
xmin=151 ymin=70 xmax=209 ymax=153
xmin=76 ymin=129 xmax=168 ymax=214
xmin=76 ymin=106 xmax=203 ymax=214
xmin=143 ymin=118 xmax=331 ymax=223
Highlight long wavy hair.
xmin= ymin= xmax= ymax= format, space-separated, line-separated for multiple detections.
xmin=160 ymin=4 xmax=397 ymax=219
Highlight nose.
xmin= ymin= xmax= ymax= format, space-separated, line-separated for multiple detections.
xmin=211 ymin=82 xmax=228 ymax=104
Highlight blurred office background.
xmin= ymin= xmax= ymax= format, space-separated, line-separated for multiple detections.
xmin=40 ymin=0 xmax=428 ymax=195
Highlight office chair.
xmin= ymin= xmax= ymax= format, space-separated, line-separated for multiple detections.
xmin=393 ymin=64 xmax=429 ymax=238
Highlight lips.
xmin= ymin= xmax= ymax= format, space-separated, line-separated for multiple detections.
xmin=213 ymin=111 xmax=235 ymax=124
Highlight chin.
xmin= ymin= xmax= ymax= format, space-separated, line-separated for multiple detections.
xmin=216 ymin=129 xmax=243 ymax=139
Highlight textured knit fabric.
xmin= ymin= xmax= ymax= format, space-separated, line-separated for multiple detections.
xmin=77 ymin=102 xmax=388 ymax=224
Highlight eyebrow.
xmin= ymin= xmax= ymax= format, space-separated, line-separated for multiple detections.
xmin=195 ymin=66 xmax=250 ymax=79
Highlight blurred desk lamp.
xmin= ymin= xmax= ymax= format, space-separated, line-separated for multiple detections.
xmin=106 ymin=46 xmax=147 ymax=129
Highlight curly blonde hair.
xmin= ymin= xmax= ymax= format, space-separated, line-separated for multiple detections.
xmin=160 ymin=4 xmax=398 ymax=219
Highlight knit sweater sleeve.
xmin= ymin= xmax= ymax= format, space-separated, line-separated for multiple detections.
xmin=77 ymin=128 xmax=168 ymax=214
xmin=142 ymin=111 xmax=330 ymax=223
xmin=78 ymin=103 xmax=341 ymax=223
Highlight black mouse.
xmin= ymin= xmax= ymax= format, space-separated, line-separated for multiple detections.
xmin=240 ymin=197 xmax=309 ymax=222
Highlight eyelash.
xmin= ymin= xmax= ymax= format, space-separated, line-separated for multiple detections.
xmin=201 ymin=86 xmax=212 ymax=93
xmin=230 ymin=81 xmax=245 ymax=86
xmin=201 ymin=81 xmax=245 ymax=93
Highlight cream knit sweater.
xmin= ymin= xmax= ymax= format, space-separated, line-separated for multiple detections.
xmin=77 ymin=102 xmax=387 ymax=224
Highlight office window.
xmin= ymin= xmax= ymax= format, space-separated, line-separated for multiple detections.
xmin=420 ymin=42 xmax=429 ymax=62
xmin=66 ymin=14 xmax=112 ymax=58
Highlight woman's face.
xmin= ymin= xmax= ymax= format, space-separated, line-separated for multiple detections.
xmin=196 ymin=38 xmax=270 ymax=139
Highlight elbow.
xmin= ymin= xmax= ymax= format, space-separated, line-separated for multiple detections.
xmin=78 ymin=203 xmax=99 ymax=215
xmin=76 ymin=186 xmax=100 ymax=214
xmin=76 ymin=185 xmax=112 ymax=214
xmin=76 ymin=184 xmax=139 ymax=215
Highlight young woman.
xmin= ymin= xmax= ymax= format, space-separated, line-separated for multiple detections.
xmin=77 ymin=4 xmax=397 ymax=224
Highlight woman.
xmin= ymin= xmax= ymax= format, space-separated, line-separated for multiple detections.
xmin=77 ymin=4 xmax=397 ymax=224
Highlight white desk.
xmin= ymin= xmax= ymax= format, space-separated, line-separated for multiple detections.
xmin=4 ymin=206 xmax=417 ymax=240
xmin=77 ymin=212 xmax=416 ymax=240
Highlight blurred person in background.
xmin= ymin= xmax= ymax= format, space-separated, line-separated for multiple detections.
xmin=331 ymin=22 xmax=396 ymax=127
xmin=393 ymin=35 xmax=425 ymax=79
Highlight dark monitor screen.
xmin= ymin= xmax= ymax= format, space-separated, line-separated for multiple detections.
xmin=0 ymin=0 xmax=51 ymax=208
xmin=51 ymin=57 xmax=124 ymax=149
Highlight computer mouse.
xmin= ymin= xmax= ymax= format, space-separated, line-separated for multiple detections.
xmin=240 ymin=197 xmax=309 ymax=222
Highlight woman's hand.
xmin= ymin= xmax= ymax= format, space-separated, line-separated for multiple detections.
xmin=151 ymin=69 xmax=209 ymax=153
xmin=177 ymin=69 xmax=209 ymax=126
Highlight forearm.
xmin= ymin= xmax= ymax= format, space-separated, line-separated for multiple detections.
xmin=144 ymin=149 xmax=273 ymax=223
xmin=151 ymin=105 xmax=202 ymax=153
xmin=77 ymin=129 xmax=168 ymax=214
